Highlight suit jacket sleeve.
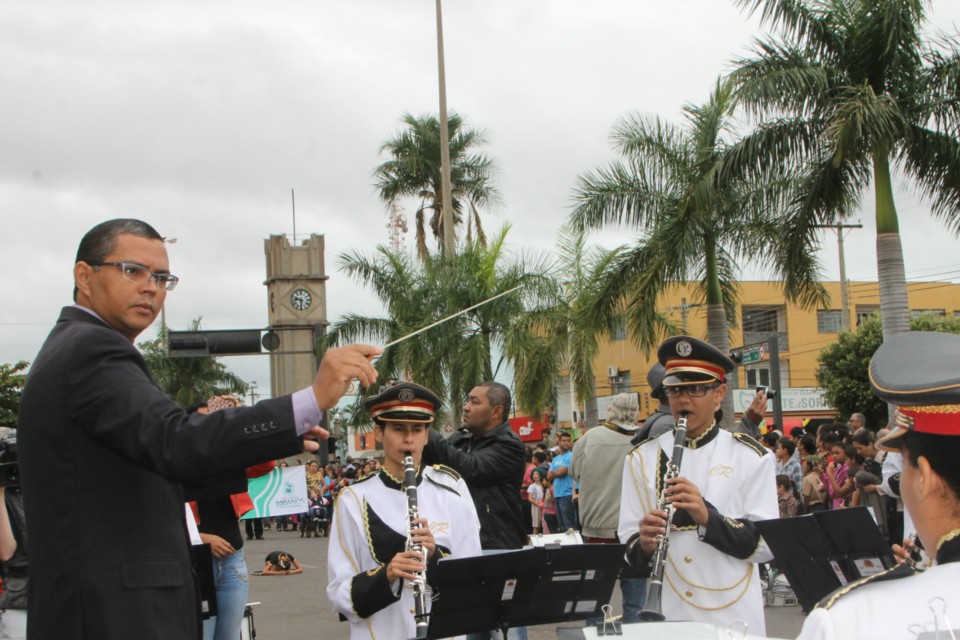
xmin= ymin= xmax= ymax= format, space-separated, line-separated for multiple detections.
xmin=424 ymin=428 xmax=523 ymax=488
xmin=66 ymin=324 xmax=303 ymax=482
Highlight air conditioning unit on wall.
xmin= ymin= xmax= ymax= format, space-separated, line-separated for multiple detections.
xmin=607 ymin=365 xmax=619 ymax=378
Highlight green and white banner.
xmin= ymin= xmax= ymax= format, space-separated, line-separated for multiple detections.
xmin=241 ymin=466 xmax=308 ymax=519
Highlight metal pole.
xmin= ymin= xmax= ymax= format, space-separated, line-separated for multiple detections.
xmin=838 ymin=227 xmax=850 ymax=332
xmin=291 ymin=188 xmax=297 ymax=244
xmin=435 ymin=0 xmax=455 ymax=255
xmin=768 ymin=335 xmax=784 ymax=429
xmin=813 ymin=223 xmax=862 ymax=332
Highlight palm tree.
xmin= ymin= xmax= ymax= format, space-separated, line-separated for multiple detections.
xmin=374 ymin=112 xmax=501 ymax=259
xmin=728 ymin=0 xmax=960 ymax=342
xmin=323 ymin=226 xmax=556 ymax=429
xmin=504 ymin=225 xmax=620 ymax=427
xmin=139 ymin=318 xmax=248 ymax=408
xmin=571 ymin=80 xmax=826 ymax=427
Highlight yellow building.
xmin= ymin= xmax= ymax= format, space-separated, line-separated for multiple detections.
xmin=556 ymin=280 xmax=960 ymax=429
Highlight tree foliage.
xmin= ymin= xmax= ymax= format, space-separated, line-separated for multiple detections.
xmin=0 ymin=361 xmax=28 ymax=429
xmin=817 ymin=315 xmax=960 ymax=428
xmin=374 ymin=112 xmax=501 ymax=259
xmin=729 ymin=0 xmax=960 ymax=343
xmin=571 ymin=79 xmax=826 ymax=427
xmin=139 ymin=318 xmax=248 ymax=408
xmin=323 ymin=226 xmax=559 ymax=429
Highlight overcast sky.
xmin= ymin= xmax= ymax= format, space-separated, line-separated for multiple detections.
xmin=2 ymin=0 xmax=959 ymax=398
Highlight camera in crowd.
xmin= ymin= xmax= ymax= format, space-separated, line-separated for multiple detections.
xmin=0 ymin=437 xmax=19 ymax=488
xmin=756 ymin=385 xmax=778 ymax=400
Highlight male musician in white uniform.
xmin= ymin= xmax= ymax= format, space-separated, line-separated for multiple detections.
xmin=327 ymin=383 xmax=482 ymax=639
xmin=619 ymin=336 xmax=777 ymax=635
xmin=798 ymin=332 xmax=960 ymax=639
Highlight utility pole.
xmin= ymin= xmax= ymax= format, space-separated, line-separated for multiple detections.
xmin=666 ymin=297 xmax=703 ymax=333
xmin=813 ymin=223 xmax=863 ymax=331
xmin=435 ymin=0 xmax=455 ymax=256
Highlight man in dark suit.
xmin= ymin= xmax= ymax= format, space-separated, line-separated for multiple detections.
xmin=18 ymin=219 xmax=380 ymax=640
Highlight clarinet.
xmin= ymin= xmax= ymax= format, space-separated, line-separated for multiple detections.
xmin=403 ymin=455 xmax=429 ymax=640
xmin=639 ymin=412 xmax=689 ymax=622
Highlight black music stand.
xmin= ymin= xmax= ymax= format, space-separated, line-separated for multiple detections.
xmin=756 ymin=506 xmax=896 ymax=613
xmin=426 ymin=544 xmax=625 ymax=639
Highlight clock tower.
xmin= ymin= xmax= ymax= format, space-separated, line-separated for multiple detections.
xmin=264 ymin=234 xmax=329 ymax=398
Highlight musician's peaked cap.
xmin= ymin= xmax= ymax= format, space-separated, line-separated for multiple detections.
xmin=364 ymin=382 xmax=441 ymax=424
xmin=870 ymin=332 xmax=960 ymax=451
xmin=658 ymin=336 xmax=735 ymax=386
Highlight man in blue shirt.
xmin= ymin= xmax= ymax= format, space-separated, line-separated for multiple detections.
xmin=548 ymin=432 xmax=576 ymax=531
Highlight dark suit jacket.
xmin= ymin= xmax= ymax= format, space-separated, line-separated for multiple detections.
xmin=18 ymin=307 xmax=306 ymax=640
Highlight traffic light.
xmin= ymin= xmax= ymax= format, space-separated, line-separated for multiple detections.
xmin=167 ymin=330 xmax=264 ymax=358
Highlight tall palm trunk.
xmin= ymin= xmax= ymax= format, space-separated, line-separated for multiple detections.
xmin=704 ymin=239 xmax=734 ymax=429
xmin=583 ymin=384 xmax=599 ymax=429
xmin=873 ymin=153 xmax=911 ymax=342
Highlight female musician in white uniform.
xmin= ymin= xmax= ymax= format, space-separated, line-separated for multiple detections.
xmin=327 ymin=383 xmax=482 ymax=639
xmin=798 ymin=332 xmax=960 ymax=639
xmin=619 ymin=336 xmax=778 ymax=636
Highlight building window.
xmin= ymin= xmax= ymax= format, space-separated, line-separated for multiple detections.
xmin=855 ymin=305 xmax=879 ymax=326
xmin=612 ymin=371 xmax=631 ymax=394
xmin=611 ymin=318 xmax=627 ymax=341
xmin=911 ymin=309 xmax=945 ymax=318
xmin=745 ymin=367 xmax=771 ymax=388
xmin=742 ymin=307 xmax=781 ymax=333
xmin=817 ymin=310 xmax=843 ymax=333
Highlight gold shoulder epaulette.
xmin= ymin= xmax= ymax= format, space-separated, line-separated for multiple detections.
xmin=351 ymin=471 xmax=377 ymax=485
xmin=818 ymin=562 xmax=916 ymax=610
xmin=431 ymin=464 xmax=461 ymax=482
xmin=732 ymin=432 xmax=767 ymax=457
xmin=629 ymin=436 xmax=657 ymax=454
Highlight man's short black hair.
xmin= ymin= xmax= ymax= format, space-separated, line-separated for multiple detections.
xmin=185 ymin=401 xmax=208 ymax=415
xmin=74 ymin=219 xmax=164 ymax=300
xmin=761 ymin=432 xmax=779 ymax=448
xmin=799 ymin=435 xmax=817 ymax=456
xmin=790 ymin=427 xmax=806 ymax=439
xmin=778 ymin=437 xmax=796 ymax=456
xmin=559 ymin=431 xmax=572 ymax=441
xmin=852 ymin=429 xmax=876 ymax=446
xmin=478 ymin=381 xmax=511 ymax=420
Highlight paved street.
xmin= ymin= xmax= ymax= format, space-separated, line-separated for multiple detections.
xmin=244 ymin=527 xmax=805 ymax=639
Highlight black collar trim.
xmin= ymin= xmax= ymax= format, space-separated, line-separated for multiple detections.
xmin=601 ymin=421 xmax=639 ymax=437
xmin=685 ymin=421 xmax=719 ymax=449
xmin=378 ymin=468 xmax=422 ymax=491
xmin=936 ymin=528 xmax=960 ymax=565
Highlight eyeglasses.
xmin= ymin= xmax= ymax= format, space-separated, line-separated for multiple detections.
xmin=663 ymin=383 xmax=719 ymax=398
xmin=88 ymin=261 xmax=179 ymax=291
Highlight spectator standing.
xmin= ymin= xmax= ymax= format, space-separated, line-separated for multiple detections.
xmin=541 ymin=477 xmax=558 ymax=534
xmin=632 ymin=364 xmax=673 ymax=443
xmin=187 ymin=395 xmax=276 ymax=640
xmin=0 ymin=483 xmax=27 ymax=640
xmin=547 ymin=432 xmax=575 ymax=531
xmin=17 ymin=219 xmax=381 ymax=640
xmin=775 ymin=437 xmax=803 ymax=492
xmin=520 ymin=448 xmax=536 ymax=534
xmin=775 ymin=475 xmax=801 ymax=518
xmin=571 ymin=393 xmax=645 ymax=622
xmin=528 ymin=469 xmax=544 ymax=535
xmin=421 ymin=381 xmax=528 ymax=640
xmin=801 ymin=456 xmax=826 ymax=513
xmin=822 ymin=442 xmax=854 ymax=509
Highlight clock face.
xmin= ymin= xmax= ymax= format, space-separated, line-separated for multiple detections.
xmin=290 ymin=288 xmax=312 ymax=311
